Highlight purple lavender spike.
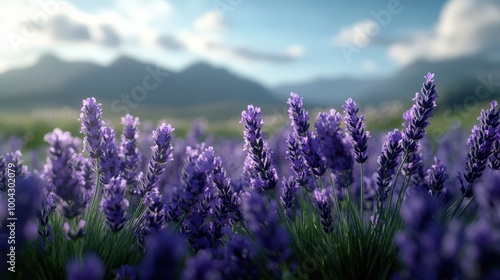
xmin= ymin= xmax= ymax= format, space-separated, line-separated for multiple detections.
xmin=287 ymin=92 xmax=310 ymax=138
xmin=313 ymin=189 xmax=334 ymax=233
xmin=240 ymin=105 xmax=278 ymax=193
xmin=375 ymin=129 xmax=403 ymax=216
xmin=343 ymin=98 xmax=370 ymax=164
xmin=99 ymin=127 xmax=122 ymax=185
xmin=139 ymin=123 xmax=174 ymax=197
xmin=425 ymin=157 xmax=449 ymax=198
xmin=100 ymin=176 xmax=130 ymax=232
xmin=458 ymin=101 xmax=499 ymax=197
xmin=120 ymin=114 xmax=141 ymax=188
xmin=79 ymin=98 xmax=104 ymax=160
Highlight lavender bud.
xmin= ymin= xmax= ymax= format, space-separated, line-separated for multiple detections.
xmin=313 ymin=189 xmax=334 ymax=233
xmin=79 ymin=98 xmax=104 ymax=160
xmin=343 ymin=98 xmax=370 ymax=163
xmin=67 ymin=253 xmax=104 ymax=280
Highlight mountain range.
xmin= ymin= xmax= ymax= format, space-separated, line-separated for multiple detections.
xmin=0 ymin=54 xmax=499 ymax=119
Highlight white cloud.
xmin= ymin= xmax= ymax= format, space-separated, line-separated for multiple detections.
xmin=332 ymin=20 xmax=379 ymax=48
xmin=388 ymin=0 xmax=500 ymax=65
xmin=286 ymin=44 xmax=305 ymax=57
xmin=194 ymin=11 xmax=226 ymax=32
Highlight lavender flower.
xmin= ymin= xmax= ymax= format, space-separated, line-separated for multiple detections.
xmin=489 ymin=126 xmax=500 ymax=169
xmin=100 ymin=177 xmax=130 ymax=232
xmin=0 ymin=156 xmax=5 ymax=192
xmin=184 ymin=194 xmax=213 ymax=251
xmin=79 ymin=97 xmax=104 ymax=160
xmin=425 ymin=157 xmax=449 ymax=198
xmin=63 ymin=219 xmax=86 ymax=241
xmin=120 ymin=114 xmax=141 ymax=187
xmin=375 ymin=129 xmax=403 ymax=215
xmin=461 ymin=219 xmax=500 ymax=280
xmin=43 ymin=129 xmax=88 ymax=219
xmin=67 ymin=253 xmax=104 ymax=280
xmin=313 ymin=189 xmax=334 ymax=233
xmin=314 ymin=110 xmax=353 ymax=187
xmin=182 ymin=250 xmax=221 ymax=280
xmin=210 ymin=156 xmax=242 ymax=225
xmin=301 ymin=131 xmax=327 ymax=176
xmin=242 ymin=191 xmax=292 ymax=278
xmin=287 ymin=92 xmax=310 ymax=138
xmin=137 ymin=187 xmax=166 ymax=250
xmin=459 ymin=101 xmax=499 ymax=197
xmin=286 ymin=134 xmax=313 ymax=190
xmin=114 ymin=265 xmax=138 ymax=280
xmin=221 ymin=234 xmax=258 ymax=279
xmin=140 ymin=228 xmax=187 ymax=280
xmin=240 ymin=105 xmax=278 ymax=192
xmin=343 ymin=98 xmax=370 ymax=163
xmin=139 ymin=123 xmax=174 ymax=196
xmin=179 ymin=146 xmax=215 ymax=212
xmin=401 ymin=73 xmax=439 ymax=176
xmin=395 ymin=196 xmax=462 ymax=280
xmin=99 ymin=127 xmax=122 ymax=185
xmin=280 ymin=176 xmax=298 ymax=212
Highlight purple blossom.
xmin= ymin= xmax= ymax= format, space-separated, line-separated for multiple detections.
xmin=458 ymin=101 xmax=499 ymax=197
xmin=242 ymin=191 xmax=292 ymax=278
xmin=313 ymin=189 xmax=334 ymax=233
xmin=286 ymin=134 xmax=313 ymax=191
xmin=139 ymin=123 xmax=174 ymax=196
xmin=343 ymin=98 xmax=370 ymax=163
xmin=287 ymin=92 xmax=310 ymax=138
xmin=100 ymin=177 xmax=130 ymax=232
xmin=43 ymin=129 xmax=88 ymax=219
xmin=375 ymin=129 xmax=403 ymax=215
xmin=425 ymin=157 xmax=449 ymax=198
xmin=395 ymin=196 xmax=462 ymax=280
xmin=220 ymin=233 xmax=258 ymax=279
xmin=401 ymin=73 xmax=439 ymax=176
xmin=99 ymin=127 xmax=122 ymax=185
xmin=79 ymin=97 xmax=104 ymax=160
xmin=489 ymin=126 xmax=500 ymax=169
xmin=140 ymin=228 xmax=187 ymax=280
xmin=183 ymin=193 xmax=213 ymax=251
xmin=314 ymin=110 xmax=354 ymax=187
xmin=210 ymin=156 xmax=242 ymax=226
xmin=301 ymin=131 xmax=327 ymax=177
xmin=280 ymin=176 xmax=298 ymax=212
xmin=461 ymin=219 xmax=500 ymax=279
xmin=63 ymin=219 xmax=86 ymax=241
xmin=137 ymin=187 xmax=166 ymax=250
xmin=114 ymin=265 xmax=138 ymax=280
xmin=182 ymin=250 xmax=221 ymax=280
xmin=67 ymin=253 xmax=104 ymax=280
xmin=120 ymin=114 xmax=141 ymax=188
xmin=240 ymin=105 xmax=278 ymax=192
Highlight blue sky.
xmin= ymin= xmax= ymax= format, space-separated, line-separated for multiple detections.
xmin=1 ymin=0 xmax=498 ymax=87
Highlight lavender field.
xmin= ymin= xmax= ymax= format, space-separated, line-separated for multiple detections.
xmin=0 ymin=73 xmax=500 ymax=279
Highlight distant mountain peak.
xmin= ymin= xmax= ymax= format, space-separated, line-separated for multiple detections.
xmin=37 ymin=53 xmax=64 ymax=65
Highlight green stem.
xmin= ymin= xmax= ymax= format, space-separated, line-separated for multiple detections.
xmin=450 ymin=195 xmax=465 ymax=220
xmin=458 ymin=194 xmax=475 ymax=217
xmin=385 ymin=152 xmax=408 ymax=220
xmin=359 ymin=163 xmax=365 ymax=222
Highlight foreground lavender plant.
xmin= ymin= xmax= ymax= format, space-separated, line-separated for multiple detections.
xmin=240 ymin=105 xmax=278 ymax=192
xmin=99 ymin=127 xmax=122 ymax=185
xmin=313 ymin=189 xmax=334 ymax=233
xmin=120 ymin=114 xmax=141 ymax=188
xmin=401 ymin=73 xmax=439 ymax=176
xmin=425 ymin=157 xmax=449 ymax=199
xmin=100 ymin=177 xmax=130 ymax=232
xmin=79 ymin=98 xmax=104 ymax=160
xmin=343 ymin=98 xmax=370 ymax=164
xmin=139 ymin=123 xmax=174 ymax=197
xmin=458 ymin=101 xmax=499 ymax=197
xmin=374 ymin=129 xmax=403 ymax=222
